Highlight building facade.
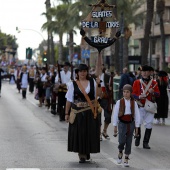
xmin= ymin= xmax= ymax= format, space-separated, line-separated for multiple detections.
xmin=130 ymin=0 xmax=170 ymax=70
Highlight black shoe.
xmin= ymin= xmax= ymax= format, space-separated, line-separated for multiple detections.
xmin=79 ymin=158 xmax=86 ymax=163
xmin=102 ymin=131 xmax=110 ymax=139
xmin=51 ymin=110 xmax=56 ymax=115
xmin=86 ymin=154 xmax=90 ymax=160
xmin=135 ymin=136 xmax=140 ymax=146
xmin=143 ymin=143 xmax=151 ymax=149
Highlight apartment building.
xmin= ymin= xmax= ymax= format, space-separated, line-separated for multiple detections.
xmin=130 ymin=0 xmax=170 ymax=69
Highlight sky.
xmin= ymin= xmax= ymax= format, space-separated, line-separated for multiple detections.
xmin=0 ymin=0 xmax=81 ymax=60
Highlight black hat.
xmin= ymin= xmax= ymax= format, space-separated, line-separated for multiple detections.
xmin=75 ymin=68 xmax=79 ymax=74
xmin=77 ymin=64 xmax=88 ymax=71
xmin=149 ymin=66 xmax=154 ymax=71
xmin=141 ymin=65 xmax=150 ymax=71
xmin=42 ymin=67 xmax=46 ymax=70
xmin=158 ymin=70 xmax=168 ymax=77
xmin=64 ymin=62 xmax=70 ymax=66
xmin=138 ymin=66 xmax=142 ymax=71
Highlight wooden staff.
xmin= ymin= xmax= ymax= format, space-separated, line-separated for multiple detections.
xmin=94 ymin=53 xmax=103 ymax=119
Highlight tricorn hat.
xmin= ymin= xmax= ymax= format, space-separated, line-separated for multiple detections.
xmin=64 ymin=61 xmax=71 ymax=66
xmin=141 ymin=65 xmax=150 ymax=71
xmin=158 ymin=70 xmax=168 ymax=77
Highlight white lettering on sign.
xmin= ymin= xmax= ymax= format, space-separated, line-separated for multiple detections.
xmin=106 ymin=22 xmax=119 ymax=28
xmin=93 ymin=36 xmax=109 ymax=43
xmin=92 ymin=11 xmax=112 ymax=18
xmin=82 ymin=21 xmax=119 ymax=28
xmin=82 ymin=22 xmax=99 ymax=28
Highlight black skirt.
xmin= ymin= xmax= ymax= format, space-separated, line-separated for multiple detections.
xmin=68 ymin=109 xmax=100 ymax=154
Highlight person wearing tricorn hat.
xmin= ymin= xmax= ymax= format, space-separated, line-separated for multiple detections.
xmin=65 ymin=63 xmax=102 ymax=163
xmin=55 ymin=61 xmax=71 ymax=121
xmin=132 ymin=65 xmax=160 ymax=149
xmin=154 ymin=70 xmax=168 ymax=125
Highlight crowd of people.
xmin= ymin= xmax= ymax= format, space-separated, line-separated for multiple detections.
xmin=0 ymin=62 xmax=169 ymax=167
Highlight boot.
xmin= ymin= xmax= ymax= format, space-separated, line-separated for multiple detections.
xmin=23 ymin=90 xmax=26 ymax=98
xmin=22 ymin=90 xmax=25 ymax=99
xmin=46 ymin=99 xmax=50 ymax=110
xmin=39 ymin=98 xmax=42 ymax=107
xmin=143 ymin=128 xmax=152 ymax=149
xmin=135 ymin=127 xmax=141 ymax=146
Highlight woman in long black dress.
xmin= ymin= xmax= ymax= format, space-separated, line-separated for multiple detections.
xmin=155 ymin=71 xmax=169 ymax=125
xmin=65 ymin=64 xmax=102 ymax=163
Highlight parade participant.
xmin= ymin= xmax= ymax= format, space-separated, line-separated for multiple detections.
xmin=132 ymin=65 xmax=160 ymax=149
xmin=98 ymin=65 xmax=112 ymax=140
xmin=9 ymin=66 xmax=15 ymax=84
xmin=50 ymin=66 xmax=57 ymax=115
xmin=55 ymin=62 xmax=71 ymax=121
xmin=37 ymin=67 xmax=47 ymax=107
xmin=20 ymin=66 xmax=30 ymax=99
xmin=28 ymin=65 xmax=35 ymax=93
xmin=14 ymin=65 xmax=21 ymax=93
xmin=44 ymin=75 xmax=52 ymax=111
xmin=154 ymin=70 xmax=169 ymax=125
xmin=113 ymin=84 xmax=140 ymax=167
xmin=65 ymin=63 xmax=101 ymax=163
xmin=0 ymin=67 xmax=4 ymax=97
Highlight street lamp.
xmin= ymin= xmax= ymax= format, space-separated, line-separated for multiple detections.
xmin=16 ymin=27 xmax=46 ymax=41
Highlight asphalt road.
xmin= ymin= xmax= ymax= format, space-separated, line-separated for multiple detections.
xmin=0 ymin=80 xmax=170 ymax=170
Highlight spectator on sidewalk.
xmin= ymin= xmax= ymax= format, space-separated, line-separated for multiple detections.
xmin=119 ymin=67 xmax=131 ymax=99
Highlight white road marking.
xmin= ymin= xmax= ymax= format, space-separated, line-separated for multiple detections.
xmin=7 ymin=169 xmax=40 ymax=170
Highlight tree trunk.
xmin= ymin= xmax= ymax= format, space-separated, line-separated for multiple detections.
xmin=50 ymin=33 xmax=55 ymax=64
xmin=141 ymin=0 xmax=154 ymax=65
xmin=160 ymin=14 xmax=166 ymax=69
xmin=123 ymin=37 xmax=129 ymax=67
xmin=69 ymin=30 xmax=74 ymax=63
xmin=47 ymin=33 xmax=51 ymax=64
xmin=58 ymin=33 xmax=63 ymax=64
xmin=111 ymin=0 xmax=119 ymax=72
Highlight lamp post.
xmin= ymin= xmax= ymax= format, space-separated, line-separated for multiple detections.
xmin=16 ymin=27 xmax=48 ymax=63
xmin=16 ymin=27 xmax=46 ymax=42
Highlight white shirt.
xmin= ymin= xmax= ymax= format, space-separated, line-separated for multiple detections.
xmin=55 ymin=70 xmax=71 ymax=85
xmin=65 ymin=79 xmax=97 ymax=103
xmin=40 ymin=73 xmax=47 ymax=82
xmin=99 ymin=73 xmax=105 ymax=87
xmin=112 ymin=98 xmax=140 ymax=127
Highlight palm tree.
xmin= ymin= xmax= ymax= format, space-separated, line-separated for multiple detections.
xmin=156 ymin=0 xmax=166 ymax=69
xmin=141 ymin=0 xmax=154 ymax=65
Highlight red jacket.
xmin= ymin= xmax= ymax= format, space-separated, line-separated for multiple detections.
xmin=132 ymin=79 xmax=160 ymax=106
